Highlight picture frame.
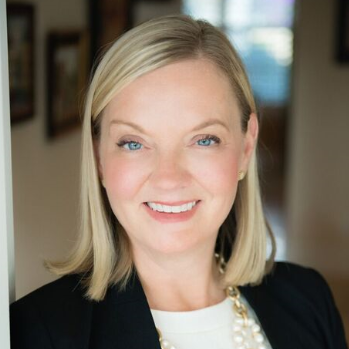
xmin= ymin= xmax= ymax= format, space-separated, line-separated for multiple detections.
xmin=46 ymin=32 xmax=88 ymax=138
xmin=336 ymin=0 xmax=349 ymax=62
xmin=89 ymin=0 xmax=133 ymax=67
xmin=7 ymin=3 xmax=34 ymax=124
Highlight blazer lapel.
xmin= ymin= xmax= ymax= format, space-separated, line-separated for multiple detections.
xmin=241 ymin=284 xmax=289 ymax=349
xmin=241 ymin=283 xmax=307 ymax=349
xmin=88 ymin=274 xmax=161 ymax=349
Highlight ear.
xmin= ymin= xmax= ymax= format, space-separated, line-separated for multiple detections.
xmin=93 ymin=139 xmax=105 ymax=187
xmin=240 ymin=113 xmax=259 ymax=171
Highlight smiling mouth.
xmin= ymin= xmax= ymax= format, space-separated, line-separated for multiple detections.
xmin=145 ymin=201 xmax=199 ymax=213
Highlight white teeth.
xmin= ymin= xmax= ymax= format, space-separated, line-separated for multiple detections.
xmin=147 ymin=201 xmax=198 ymax=213
xmin=163 ymin=205 xmax=172 ymax=213
xmin=172 ymin=206 xmax=181 ymax=213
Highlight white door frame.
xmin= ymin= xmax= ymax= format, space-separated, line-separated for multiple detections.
xmin=0 ymin=0 xmax=16 ymax=347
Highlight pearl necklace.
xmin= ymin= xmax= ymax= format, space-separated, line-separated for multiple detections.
xmin=155 ymin=255 xmax=268 ymax=349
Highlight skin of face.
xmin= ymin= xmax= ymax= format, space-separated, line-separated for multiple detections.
xmin=96 ymin=58 xmax=258 ymax=261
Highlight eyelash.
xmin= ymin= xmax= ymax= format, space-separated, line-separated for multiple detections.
xmin=196 ymin=135 xmax=221 ymax=146
xmin=116 ymin=139 xmax=143 ymax=151
xmin=116 ymin=134 xmax=221 ymax=151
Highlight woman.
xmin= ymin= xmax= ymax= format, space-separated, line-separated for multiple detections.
xmin=10 ymin=15 xmax=347 ymax=349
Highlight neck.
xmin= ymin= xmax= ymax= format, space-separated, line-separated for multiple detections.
xmin=133 ymin=245 xmax=225 ymax=312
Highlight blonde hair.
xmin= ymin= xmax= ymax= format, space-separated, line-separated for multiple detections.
xmin=47 ymin=14 xmax=276 ymax=300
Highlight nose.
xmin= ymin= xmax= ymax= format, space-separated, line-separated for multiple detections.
xmin=148 ymin=150 xmax=191 ymax=191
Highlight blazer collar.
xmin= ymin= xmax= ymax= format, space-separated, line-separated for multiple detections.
xmin=241 ymin=282 xmax=300 ymax=349
xmin=89 ymin=273 xmax=161 ymax=349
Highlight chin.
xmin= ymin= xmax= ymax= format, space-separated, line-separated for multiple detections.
xmin=145 ymin=229 xmax=214 ymax=256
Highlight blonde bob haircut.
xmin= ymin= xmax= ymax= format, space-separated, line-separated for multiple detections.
xmin=48 ymin=14 xmax=276 ymax=301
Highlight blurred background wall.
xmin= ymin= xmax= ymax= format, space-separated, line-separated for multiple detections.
xmin=8 ymin=0 xmax=84 ymax=298
xmin=287 ymin=0 xmax=349 ymax=336
xmin=7 ymin=0 xmax=348 ymax=339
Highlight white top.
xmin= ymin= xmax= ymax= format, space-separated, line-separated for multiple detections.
xmin=151 ymin=296 xmax=273 ymax=349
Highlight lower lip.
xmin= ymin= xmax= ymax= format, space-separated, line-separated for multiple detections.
xmin=143 ymin=201 xmax=201 ymax=223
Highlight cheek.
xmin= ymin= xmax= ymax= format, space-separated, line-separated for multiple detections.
xmin=103 ymin=156 xmax=148 ymax=202
xmin=191 ymin=149 xmax=240 ymax=194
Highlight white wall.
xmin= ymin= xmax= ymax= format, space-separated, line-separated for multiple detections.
xmin=1 ymin=0 xmax=14 ymax=347
xmin=287 ymin=0 xmax=349 ymax=275
xmin=9 ymin=0 xmax=85 ymax=299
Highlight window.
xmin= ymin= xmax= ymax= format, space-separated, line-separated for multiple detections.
xmin=183 ymin=0 xmax=295 ymax=106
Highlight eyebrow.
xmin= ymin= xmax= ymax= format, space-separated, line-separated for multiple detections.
xmin=109 ymin=118 xmax=229 ymax=133
xmin=109 ymin=120 xmax=146 ymax=134
xmin=190 ymin=119 xmax=229 ymax=132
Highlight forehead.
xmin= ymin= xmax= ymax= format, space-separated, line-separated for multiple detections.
xmin=103 ymin=59 xmax=240 ymax=130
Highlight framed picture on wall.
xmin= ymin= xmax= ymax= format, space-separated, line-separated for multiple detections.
xmin=46 ymin=32 xmax=88 ymax=138
xmin=7 ymin=3 xmax=34 ymax=124
xmin=89 ymin=0 xmax=133 ymax=67
xmin=336 ymin=0 xmax=349 ymax=62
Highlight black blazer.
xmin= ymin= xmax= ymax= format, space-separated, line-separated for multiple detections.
xmin=10 ymin=262 xmax=348 ymax=349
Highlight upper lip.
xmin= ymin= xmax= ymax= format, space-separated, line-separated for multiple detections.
xmin=145 ymin=200 xmax=200 ymax=206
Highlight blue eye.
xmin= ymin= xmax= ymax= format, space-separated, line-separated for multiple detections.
xmin=197 ymin=139 xmax=213 ymax=146
xmin=117 ymin=140 xmax=143 ymax=151
xmin=196 ymin=135 xmax=221 ymax=147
